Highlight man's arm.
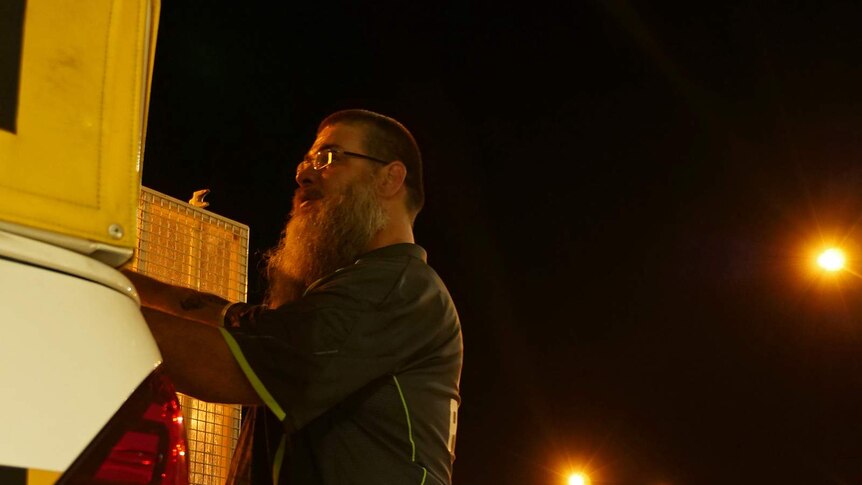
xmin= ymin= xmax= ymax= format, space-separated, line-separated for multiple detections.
xmin=122 ymin=268 xmax=230 ymax=326
xmin=141 ymin=306 xmax=262 ymax=405
xmin=122 ymin=268 xmax=259 ymax=404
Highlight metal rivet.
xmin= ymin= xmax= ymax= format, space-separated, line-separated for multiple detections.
xmin=108 ymin=224 xmax=124 ymax=239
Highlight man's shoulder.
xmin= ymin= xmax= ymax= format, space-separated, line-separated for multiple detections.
xmin=310 ymin=243 xmax=444 ymax=306
xmin=337 ymin=243 xmax=431 ymax=280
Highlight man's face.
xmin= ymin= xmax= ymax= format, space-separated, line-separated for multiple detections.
xmin=292 ymin=123 xmax=374 ymax=213
xmin=263 ymin=123 xmax=388 ymax=307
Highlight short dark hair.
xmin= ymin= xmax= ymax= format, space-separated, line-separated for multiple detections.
xmin=318 ymin=109 xmax=424 ymax=217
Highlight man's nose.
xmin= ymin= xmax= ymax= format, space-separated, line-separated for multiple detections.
xmin=295 ymin=162 xmax=317 ymax=187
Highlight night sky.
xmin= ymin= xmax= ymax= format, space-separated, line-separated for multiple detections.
xmin=142 ymin=2 xmax=862 ymax=484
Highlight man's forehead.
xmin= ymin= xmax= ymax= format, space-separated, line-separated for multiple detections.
xmin=309 ymin=123 xmax=366 ymax=153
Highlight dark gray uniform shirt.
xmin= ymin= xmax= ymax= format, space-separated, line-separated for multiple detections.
xmin=220 ymin=243 xmax=463 ymax=485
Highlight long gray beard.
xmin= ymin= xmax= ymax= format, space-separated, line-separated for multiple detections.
xmin=263 ymin=177 xmax=388 ymax=308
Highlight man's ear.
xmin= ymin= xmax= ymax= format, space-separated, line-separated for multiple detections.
xmin=378 ymin=161 xmax=407 ymax=197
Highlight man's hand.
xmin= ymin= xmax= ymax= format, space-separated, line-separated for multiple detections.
xmin=122 ymin=268 xmax=231 ymax=327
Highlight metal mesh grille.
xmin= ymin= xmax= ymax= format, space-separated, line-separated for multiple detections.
xmin=130 ymin=186 xmax=250 ymax=485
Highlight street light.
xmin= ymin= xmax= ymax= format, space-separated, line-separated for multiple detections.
xmin=817 ymin=248 xmax=846 ymax=272
xmin=567 ymin=472 xmax=589 ymax=485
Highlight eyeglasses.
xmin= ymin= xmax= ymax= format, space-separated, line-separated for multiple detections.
xmin=297 ymin=148 xmax=390 ymax=174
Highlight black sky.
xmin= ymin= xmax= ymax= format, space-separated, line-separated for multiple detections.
xmin=142 ymin=2 xmax=862 ymax=484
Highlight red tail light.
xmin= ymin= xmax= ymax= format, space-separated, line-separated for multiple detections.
xmin=58 ymin=367 xmax=189 ymax=485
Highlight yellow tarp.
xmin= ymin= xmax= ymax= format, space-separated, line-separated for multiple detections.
xmin=0 ymin=0 xmax=160 ymax=252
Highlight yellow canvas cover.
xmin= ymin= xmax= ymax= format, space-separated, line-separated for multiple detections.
xmin=0 ymin=0 xmax=160 ymax=253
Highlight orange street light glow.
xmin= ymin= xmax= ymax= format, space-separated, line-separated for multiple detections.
xmin=817 ymin=248 xmax=846 ymax=272
xmin=567 ymin=473 xmax=589 ymax=485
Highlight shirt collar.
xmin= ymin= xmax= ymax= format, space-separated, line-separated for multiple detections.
xmin=356 ymin=243 xmax=427 ymax=263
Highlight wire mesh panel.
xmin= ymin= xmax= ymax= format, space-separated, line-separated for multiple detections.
xmin=179 ymin=397 xmax=243 ymax=484
xmin=130 ymin=186 xmax=249 ymax=485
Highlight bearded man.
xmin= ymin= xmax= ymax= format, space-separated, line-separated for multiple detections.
xmin=124 ymin=109 xmax=463 ymax=485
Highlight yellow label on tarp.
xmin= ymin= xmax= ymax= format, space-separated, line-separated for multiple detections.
xmin=0 ymin=465 xmax=61 ymax=485
xmin=27 ymin=468 xmax=61 ymax=485
xmin=0 ymin=0 xmax=160 ymax=253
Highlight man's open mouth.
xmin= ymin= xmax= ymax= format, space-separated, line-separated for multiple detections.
xmin=297 ymin=189 xmax=323 ymax=209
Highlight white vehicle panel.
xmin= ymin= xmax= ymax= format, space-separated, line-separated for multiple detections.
xmin=0 ymin=233 xmax=162 ymax=472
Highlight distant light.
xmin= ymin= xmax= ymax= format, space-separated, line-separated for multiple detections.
xmin=817 ymin=248 xmax=846 ymax=272
xmin=567 ymin=473 xmax=589 ymax=485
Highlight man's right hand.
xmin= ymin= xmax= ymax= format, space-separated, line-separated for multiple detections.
xmin=122 ymin=268 xmax=231 ymax=326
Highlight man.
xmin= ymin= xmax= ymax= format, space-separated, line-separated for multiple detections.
xmin=124 ymin=109 xmax=463 ymax=484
